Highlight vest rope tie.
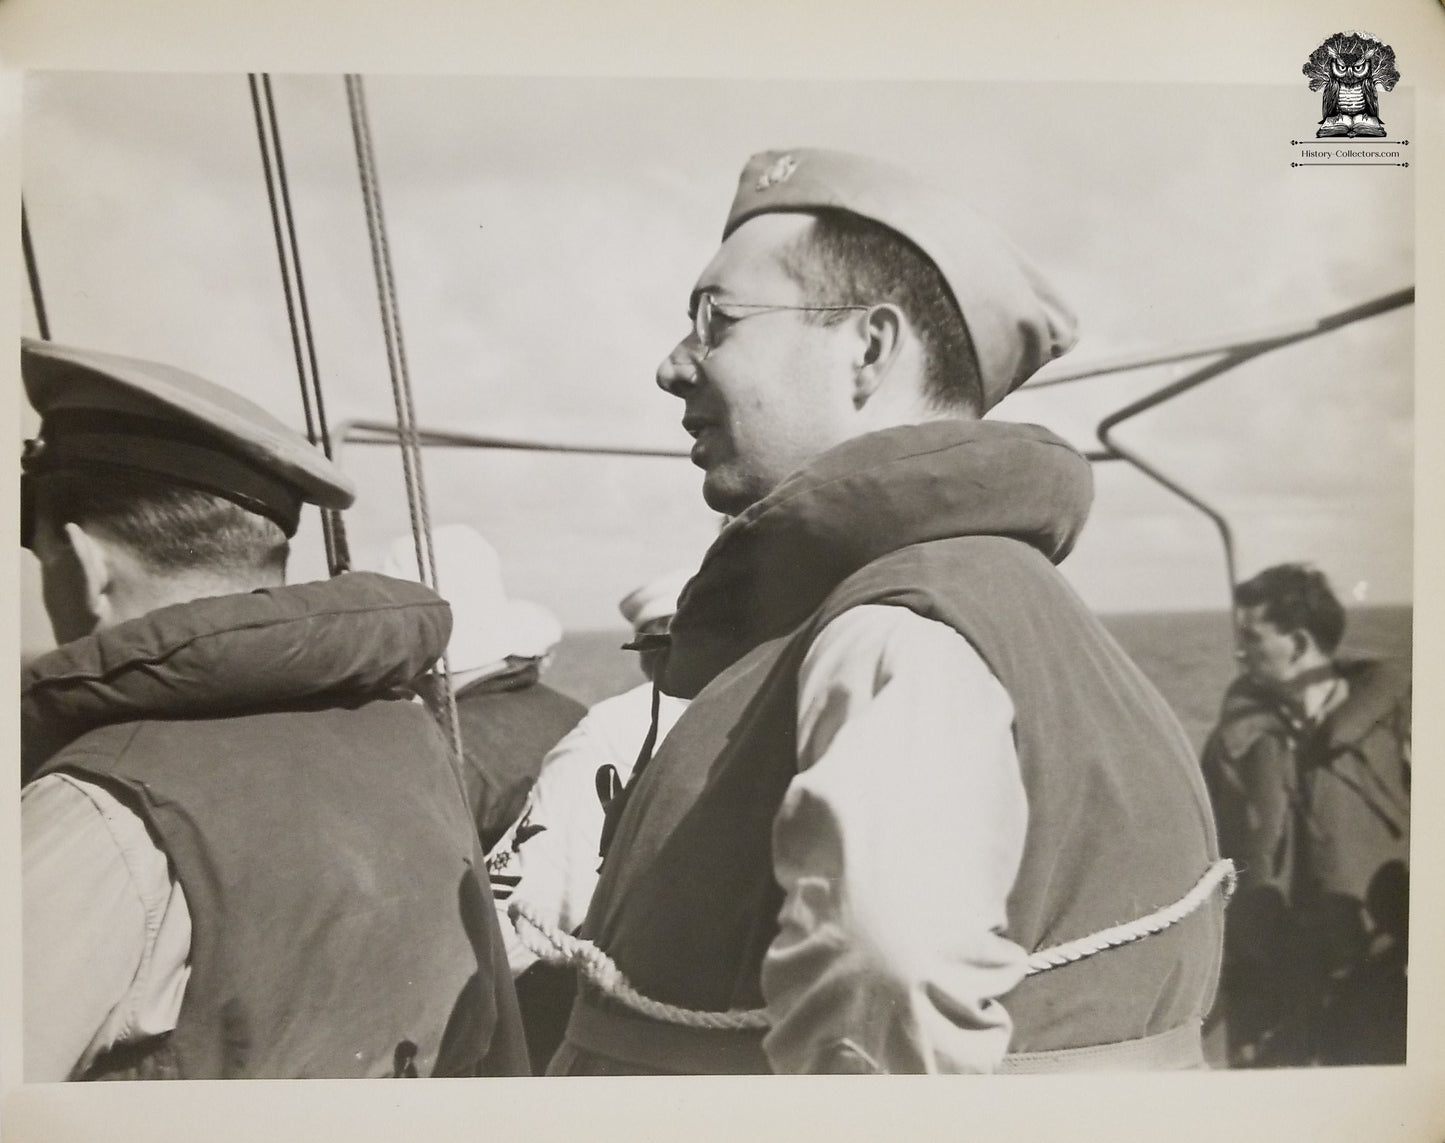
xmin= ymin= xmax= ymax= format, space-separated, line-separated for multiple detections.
xmin=509 ymin=900 xmax=769 ymax=1030
xmin=510 ymin=859 xmax=1234 ymax=1029
xmin=1021 ymin=858 xmax=1235 ymax=975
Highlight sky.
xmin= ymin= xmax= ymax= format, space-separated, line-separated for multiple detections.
xmin=18 ymin=73 xmax=1414 ymax=651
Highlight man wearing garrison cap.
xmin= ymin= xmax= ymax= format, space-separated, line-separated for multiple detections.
xmin=547 ymin=150 xmax=1226 ymax=1074
xmin=19 ymin=339 xmax=527 ymax=1080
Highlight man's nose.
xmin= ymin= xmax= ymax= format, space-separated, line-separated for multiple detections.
xmin=656 ymin=340 xmax=700 ymax=396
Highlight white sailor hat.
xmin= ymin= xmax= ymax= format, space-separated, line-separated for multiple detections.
xmin=617 ymin=568 xmax=693 ymax=633
xmin=725 ymin=148 xmax=1078 ymax=412
xmin=382 ymin=525 xmax=563 ymax=676
xmin=20 ymin=337 xmax=354 ymax=546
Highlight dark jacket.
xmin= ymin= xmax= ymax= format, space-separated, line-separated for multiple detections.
xmin=1307 ymin=659 xmax=1410 ymax=1066
xmin=453 ymin=665 xmax=585 ymax=853
xmin=1297 ymin=659 xmax=1410 ymax=920
xmin=23 ymin=573 xmax=529 ymax=1079
xmin=1200 ymin=659 xmax=1410 ymax=1066
xmin=564 ymin=420 xmax=1223 ymax=1073
xmin=1200 ymin=677 xmax=1303 ymax=950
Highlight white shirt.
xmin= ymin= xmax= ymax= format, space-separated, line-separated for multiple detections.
xmin=21 ymin=773 xmax=192 ymax=1081
xmin=761 ymin=604 xmax=1030 ymax=1073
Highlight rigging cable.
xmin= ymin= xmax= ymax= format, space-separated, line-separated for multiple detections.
xmin=247 ymin=72 xmax=352 ymax=576
xmin=344 ymin=72 xmax=466 ymax=767
xmin=21 ymin=200 xmax=51 ymax=341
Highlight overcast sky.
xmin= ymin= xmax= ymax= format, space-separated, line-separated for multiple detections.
xmin=19 ymin=73 xmax=1413 ymax=650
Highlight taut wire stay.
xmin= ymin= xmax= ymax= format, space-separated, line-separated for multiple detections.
xmin=247 ymin=72 xmax=352 ymax=577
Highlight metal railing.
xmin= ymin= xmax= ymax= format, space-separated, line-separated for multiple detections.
xmin=337 ymin=285 xmax=1414 ymax=642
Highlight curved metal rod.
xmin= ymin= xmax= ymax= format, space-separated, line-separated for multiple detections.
xmin=1096 ymin=348 xmax=1262 ymax=602
xmin=1030 ymin=285 xmax=1415 ymax=390
xmin=1096 ymin=286 xmax=1414 ymax=645
xmin=334 ymin=284 xmax=1411 ymax=657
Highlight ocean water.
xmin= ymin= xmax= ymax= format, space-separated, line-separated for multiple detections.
xmin=545 ymin=606 xmax=1414 ymax=754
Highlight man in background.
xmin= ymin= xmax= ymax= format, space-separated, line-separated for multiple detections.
xmin=383 ymin=524 xmax=584 ymax=853
xmin=1202 ymin=563 xmax=1410 ymax=1066
xmin=493 ymin=568 xmax=693 ymax=1072
xmin=21 ymin=339 xmax=527 ymax=1079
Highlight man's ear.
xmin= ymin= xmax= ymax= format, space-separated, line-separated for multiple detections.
xmin=852 ymin=304 xmax=905 ymax=408
xmin=63 ymin=521 xmax=116 ymax=630
xmin=1289 ymin=629 xmax=1311 ymax=661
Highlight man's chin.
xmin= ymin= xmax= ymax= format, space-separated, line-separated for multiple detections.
xmin=701 ymin=471 xmax=758 ymax=517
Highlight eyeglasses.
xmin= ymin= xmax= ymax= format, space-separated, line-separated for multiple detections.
xmin=689 ymin=290 xmax=869 ymax=358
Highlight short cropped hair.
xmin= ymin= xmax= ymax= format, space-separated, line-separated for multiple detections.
xmin=36 ymin=471 xmax=289 ymax=579
xmin=1234 ymin=563 xmax=1346 ymax=655
xmin=779 ymin=209 xmax=985 ymax=415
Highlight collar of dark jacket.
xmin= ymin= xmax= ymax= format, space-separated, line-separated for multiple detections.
xmin=660 ymin=418 xmax=1092 ymax=697
xmin=1320 ymin=658 xmax=1411 ymax=748
xmin=454 ymin=657 xmax=543 ymax=696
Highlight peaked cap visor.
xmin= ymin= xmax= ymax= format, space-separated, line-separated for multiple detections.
xmin=21 ymin=338 xmax=355 ymax=531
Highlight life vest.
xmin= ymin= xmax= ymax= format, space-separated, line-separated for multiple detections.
xmin=568 ymin=421 xmax=1224 ymax=1072
xmin=24 ymin=574 xmax=528 ymax=1078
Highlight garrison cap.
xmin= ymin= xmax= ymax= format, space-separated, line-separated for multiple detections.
xmin=20 ymin=338 xmax=354 ymax=546
xmin=725 ymin=148 xmax=1078 ymax=412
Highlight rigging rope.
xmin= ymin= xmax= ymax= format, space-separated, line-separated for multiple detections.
xmin=247 ymin=73 xmax=351 ymax=576
xmin=344 ymin=73 xmax=466 ymax=767
xmin=21 ymin=201 xmax=51 ymax=341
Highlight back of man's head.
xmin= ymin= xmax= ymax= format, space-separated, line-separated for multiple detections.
xmin=21 ymin=338 xmax=354 ymax=641
xmin=1234 ymin=563 xmax=1346 ymax=655
xmin=780 ymin=210 xmax=985 ymax=416
xmin=36 ymin=470 xmax=289 ymax=582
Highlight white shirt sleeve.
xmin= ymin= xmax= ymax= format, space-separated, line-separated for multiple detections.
xmin=761 ymin=604 xmax=1030 ymax=1074
xmin=22 ymin=773 xmax=192 ymax=1080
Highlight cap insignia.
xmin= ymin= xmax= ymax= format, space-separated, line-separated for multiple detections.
xmin=755 ymin=154 xmax=798 ymax=191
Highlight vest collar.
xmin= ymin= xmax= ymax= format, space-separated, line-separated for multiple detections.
xmin=663 ymin=419 xmax=1092 ymax=697
xmin=22 ymin=572 xmax=451 ymax=777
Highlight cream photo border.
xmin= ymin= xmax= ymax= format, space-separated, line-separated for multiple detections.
xmin=0 ymin=1 xmax=1442 ymax=1140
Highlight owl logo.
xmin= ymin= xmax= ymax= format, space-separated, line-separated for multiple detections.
xmin=1303 ymin=31 xmax=1400 ymax=138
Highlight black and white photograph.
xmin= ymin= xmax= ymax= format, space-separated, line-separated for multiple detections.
xmin=2 ymin=3 xmax=1442 ymax=1141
